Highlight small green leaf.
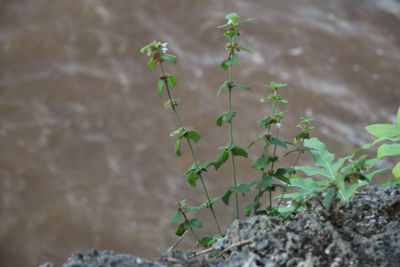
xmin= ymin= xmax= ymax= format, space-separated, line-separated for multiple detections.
xmin=264 ymin=82 xmax=288 ymax=89
xmin=248 ymin=136 xmax=265 ymax=149
xmin=365 ymin=124 xmax=399 ymax=139
xmin=231 ymin=146 xmax=248 ymax=158
xmin=233 ymin=83 xmax=252 ymax=92
xmin=227 ymin=54 xmax=238 ymax=66
xmin=175 ymin=223 xmax=186 ymax=236
xmin=380 ymin=178 xmax=400 ymax=187
xmin=216 ymin=110 xmax=238 ymax=126
xmin=393 ymin=162 xmax=400 ymax=178
xmin=268 ymin=137 xmax=288 ymax=148
xmin=322 ymin=187 xmax=337 ymax=210
xmin=231 ymin=180 xmax=256 ymax=193
xmin=140 ymin=43 xmax=153 ymax=54
xmin=175 ymin=138 xmax=182 ymax=156
xmin=170 ymin=127 xmax=186 ymax=137
xmin=186 ymin=218 xmax=203 ymax=228
xmin=213 ymin=151 xmax=229 ymax=170
xmin=160 ymin=54 xmax=177 ymax=64
xmin=199 ymin=236 xmax=214 ymax=247
xmin=274 ymin=168 xmax=290 ymax=184
xmin=377 ymin=144 xmax=400 ymax=159
xmin=251 ymin=156 xmax=269 ymax=170
xmin=216 ymin=115 xmax=223 ymax=126
xmin=216 ymin=81 xmax=229 ymax=102
xmin=237 ymin=18 xmax=252 ymax=25
xmin=187 ymin=171 xmax=199 ymax=187
xmin=157 ymin=80 xmax=164 ymax=98
xmin=147 ymin=58 xmax=157 ymax=70
xmin=187 ymin=130 xmax=201 ymax=143
xmin=170 ymin=211 xmax=183 ymax=224
xmin=168 ymin=75 xmax=178 ymax=87
xmin=220 ymin=60 xmax=229 ymax=70
xmin=239 ymin=46 xmax=253 ymax=54
xmin=226 ymin=12 xmax=240 ymax=21
xmin=257 ymin=173 xmax=272 ymax=188
xmin=222 ymin=189 xmax=233 ymax=205
xmin=396 ymin=107 xmax=400 ymax=126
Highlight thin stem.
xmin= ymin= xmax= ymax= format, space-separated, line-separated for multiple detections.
xmin=228 ymin=62 xmax=240 ymax=219
xmin=159 ymin=62 xmax=221 ymax=233
xmin=181 ymin=211 xmax=201 ymax=244
xmin=268 ymin=126 xmax=280 ymax=209
xmin=276 ymin=139 xmax=305 ymax=208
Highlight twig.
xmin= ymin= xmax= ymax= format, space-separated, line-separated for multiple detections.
xmin=167 ymin=230 xmax=188 ymax=253
xmin=190 ymin=239 xmax=252 ymax=258
xmin=218 ymin=239 xmax=252 ymax=256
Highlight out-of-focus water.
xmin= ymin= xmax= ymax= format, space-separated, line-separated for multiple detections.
xmin=0 ymin=0 xmax=399 ymax=266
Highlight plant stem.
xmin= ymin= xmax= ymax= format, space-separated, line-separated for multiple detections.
xmin=276 ymin=139 xmax=304 ymax=208
xmin=228 ymin=61 xmax=240 ymax=219
xmin=159 ymin=62 xmax=221 ymax=233
xmin=181 ymin=211 xmax=201 ymax=244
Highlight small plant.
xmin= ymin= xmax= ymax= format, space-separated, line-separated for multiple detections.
xmin=140 ymin=13 xmax=399 ymax=250
xmin=364 ymin=107 xmax=400 ymax=186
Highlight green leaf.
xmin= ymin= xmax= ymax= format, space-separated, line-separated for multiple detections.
xmin=222 ymin=189 xmax=233 ymax=205
xmin=397 ymin=107 xmax=400 ymax=126
xmin=226 ymin=12 xmax=240 ymax=21
xmin=160 ymin=54 xmax=177 ymax=64
xmin=217 ymin=22 xmax=231 ymax=29
xmin=274 ymin=168 xmax=290 ymax=184
xmin=257 ymin=173 xmax=273 ymax=189
xmin=227 ymin=54 xmax=238 ymax=66
xmin=322 ymin=188 xmax=337 ymax=210
xmin=338 ymin=182 xmax=367 ymax=201
xmin=199 ymin=236 xmax=214 ymax=247
xmin=175 ymin=223 xmax=186 ymax=236
xmin=380 ymin=178 xmax=400 ymax=187
xmin=216 ymin=110 xmax=238 ymax=126
xmin=231 ymin=146 xmax=248 ymax=158
xmin=248 ymin=136 xmax=265 ymax=149
xmin=264 ymin=82 xmax=288 ymax=89
xmin=237 ymin=18 xmax=252 ymax=25
xmin=170 ymin=211 xmax=183 ymax=224
xmin=239 ymin=46 xmax=253 ymax=54
xmin=216 ymin=81 xmax=229 ymax=102
xmin=168 ymin=75 xmax=178 ymax=87
xmin=170 ymin=127 xmax=186 ymax=137
xmin=147 ymin=58 xmax=157 ymax=70
xmin=377 ymin=144 xmax=400 ymax=159
xmin=187 ymin=130 xmax=201 ymax=143
xmin=213 ymin=151 xmax=229 ymax=170
xmin=140 ymin=43 xmax=153 ymax=54
xmin=186 ymin=171 xmax=199 ymax=187
xmin=365 ymin=124 xmax=400 ymax=139
xmin=175 ymin=138 xmax=182 ymax=156
xmin=220 ymin=60 xmax=229 ymax=70
xmin=186 ymin=218 xmax=203 ymax=228
xmin=233 ymin=83 xmax=252 ymax=92
xmin=251 ymin=156 xmax=269 ymax=170
xmin=157 ymin=80 xmax=164 ymax=98
xmin=231 ymin=180 xmax=256 ymax=193
xmin=268 ymin=137 xmax=288 ymax=148
xmin=393 ymin=162 xmax=400 ymax=178
xmin=284 ymin=177 xmax=326 ymax=200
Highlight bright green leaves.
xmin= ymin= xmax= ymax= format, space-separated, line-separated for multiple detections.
xmin=217 ymin=12 xmax=252 ymax=29
xmin=200 ymin=234 xmax=224 ymax=247
xmin=259 ymin=111 xmax=288 ymax=128
xmin=364 ymin=107 xmax=400 ymax=179
xmin=170 ymin=210 xmax=183 ymax=224
xmin=216 ymin=110 xmax=238 ymax=126
xmin=160 ymin=54 xmax=177 ymax=65
xmin=175 ymin=218 xmax=203 ymax=236
xmin=222 ymin=180 xmax=257 ymax=205
xmin=147 ymin=58 xmax=157 ymax=70
xmin=170 ymin=128 xmax=202 ymax=157
xmin=213 ymin=151 xmax=230 ymax=170
xmin=157 ymin=75 xmax=178 ymax=98
xmin=220 ymin=144 xmax=248 ymax=158
xmin=261 ymin=93 xmax=288 ymax=103
xmin=252 ymin=156 xmax=269 ymax=170
xmin=377 ymin=144 xmax=400 ymax=159
xmin=264 ymin=82 xmax=287 ymax=89
xmin=220 ymin=54 xmax=238 ymax=70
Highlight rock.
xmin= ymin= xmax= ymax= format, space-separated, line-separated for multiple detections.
xmin=46 ymin=185 xmax=400 ymax=267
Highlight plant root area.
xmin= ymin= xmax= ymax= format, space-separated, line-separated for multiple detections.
xmin=41 ymin=185 xmax=400 ymax=267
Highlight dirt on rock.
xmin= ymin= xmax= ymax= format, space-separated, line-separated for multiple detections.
xmin=41 ymin=185 xmax=400 ymax=267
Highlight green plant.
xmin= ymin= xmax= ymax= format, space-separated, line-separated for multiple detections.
xmin=140 ymin=41 xmax=222 ymax=238
xmin=140 ymin=13 xmax=399 ymax=250
xmin=364 ymin=107 xmax=400 ymax=186
xmin=215 ymin=13 xmax=253 ymax=219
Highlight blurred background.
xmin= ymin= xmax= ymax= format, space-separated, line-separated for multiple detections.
xmin=0 ymin=0 xmax=399 ymax=266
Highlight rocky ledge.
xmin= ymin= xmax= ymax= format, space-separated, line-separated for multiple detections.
xmin=41 ymin=185 xmax=400 ymax=267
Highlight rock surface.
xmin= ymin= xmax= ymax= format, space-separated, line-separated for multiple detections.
xmin=42 ymin=185 xmax=400 ymax=267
